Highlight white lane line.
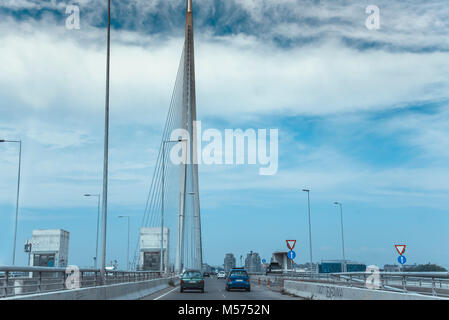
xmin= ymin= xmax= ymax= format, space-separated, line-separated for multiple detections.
xmin=153 ymin=286 xmax=179 ymax=300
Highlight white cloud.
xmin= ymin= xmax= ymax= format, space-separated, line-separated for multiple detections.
xmin=0 ymin=5 xmax=448 ymax=213
xmin=196 ymin=37 xmax=449 ymax=118
xmin=381 ymin=105 xmax=449 ymax=161
xmin=1 ymin=19 xmax=448 ymax=124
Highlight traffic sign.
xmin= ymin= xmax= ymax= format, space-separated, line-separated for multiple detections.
xmin=398 ymin=255 xmax=406 ymax=265
xmin=395 ymin=244 xmax=406 ymax=255
xmin=262 ymin=259 xmax=266 ymax=264
xmin=287 ymin=250 xmax=296 ymax=260
xmin=24 ymin=242 xmax=32 ymax=253
xmin=286 ymin=240 xmax=296 ymax=250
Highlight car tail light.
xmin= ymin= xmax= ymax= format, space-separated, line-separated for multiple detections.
xmin=200 ymin=280 xmax=204 ymax=284
xmin=180 ymin=280 xmax=184 ymax=285
xmin=228 ymin=278 xmax=232 ymax=282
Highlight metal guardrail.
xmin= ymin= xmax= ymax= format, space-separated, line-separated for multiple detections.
xmin=0 ymin=266 xmax=170 ymax=298
xmin=248 ymin=271 xmax=449 ymax=298
xmin=326 ymin=271 xmax=449 ymax=297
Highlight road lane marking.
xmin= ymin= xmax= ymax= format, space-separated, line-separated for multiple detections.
xmin=153 ymin=286 xmax=179 ymax=300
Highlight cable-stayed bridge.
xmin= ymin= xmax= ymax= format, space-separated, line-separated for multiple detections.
xmin=1 ymin=0 xmax=448 ymax=301
xmin=130 ymin=0 xmax=202 ymax=275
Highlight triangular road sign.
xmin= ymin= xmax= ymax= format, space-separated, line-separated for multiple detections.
xmin=395 ymin=244 xmax=406 ymax=255
xmin=286 ymin=240 xmax=296 ymax=250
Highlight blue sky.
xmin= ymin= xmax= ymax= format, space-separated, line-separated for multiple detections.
xmin=1 ymin=0 xmax=449 ymax=269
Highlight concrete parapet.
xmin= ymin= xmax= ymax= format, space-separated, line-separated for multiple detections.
xmin=283 ymin=280 xmax=448 ymax=300
xmin=2 ymin=277 xmax=175 ymax=300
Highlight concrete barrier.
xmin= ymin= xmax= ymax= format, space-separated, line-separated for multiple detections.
xmin=283 ymin=280 xmax=448 ymax=300
xmin=251 ymin=275 xmax=283 ymax=286
xmin=2 ymin=277 xmax=175 ymax=300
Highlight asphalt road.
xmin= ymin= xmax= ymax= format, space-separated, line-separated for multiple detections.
xmin=142 ymin=276 xmax=301 ymax=300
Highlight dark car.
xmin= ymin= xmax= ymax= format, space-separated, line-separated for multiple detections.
xmin=225 ymin=268 xmax=250 ymax=292
xmin=203 ymin=272 xmax=210 ymax=277
xmin=180 ymin=270 xmax=204 ymax=293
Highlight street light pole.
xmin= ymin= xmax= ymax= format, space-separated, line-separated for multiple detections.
xmin=161 ymin=142 xmax=167 ymax=274
xmin=0 ymin=139 xmax=22 ymax=265
xmin=334 ymin=202 xmax=346 ymax=272
xmin=118 ymin=216 xmax=130 ymax=270
xmin=84 ymin=194 xmax=101 ymax=268
xmin=100 ymin=0 xmax=111 ymax=284
xmin=302 ymin=189 xmax=313 ymax=275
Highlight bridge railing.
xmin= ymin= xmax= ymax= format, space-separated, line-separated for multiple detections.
xmin=0 ymin=266 xmax=167 ymax=298
xmin=248 ymin=271 xmax=449 ymax=297
xmin=325 ymin=271 xmax=449 ymax=297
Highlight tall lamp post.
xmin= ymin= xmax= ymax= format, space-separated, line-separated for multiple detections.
xmin=334 ymin=202 xmax=346 ymax=272
xmin=100 ymin=0 xmax=111 ymax=284
xmin=118 ymin=215 xmax=130 ymax=270
xmin=84 ymin=194 xmax=101 ymax=268
xmin=0 ymin=139 xmax=22 ymax=265
xmin=302 ymin=188 xmax=313 ymax=275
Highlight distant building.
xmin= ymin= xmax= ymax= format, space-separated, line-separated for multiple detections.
xmin=211 ymin=266 xmax=223 ymax=273
xmin=383 ymin=264 xmax=401 ymax=272
xmin=293 ymin=263 xmax=307 ymax=273
xmin=28 ymin=229 xmax=70 ymax=268
xmin=224 ymin=253 xmax=236 ymax=273
xmin=318 ymin=260 xmax=366 ymax=273
xmin=202 ymin=263 xmax=211 ymax=273
xmin=402 ymin=263 xmax=418 ymax=272
xmin=139 ymin=227 xmax=169 ymax=272
xmin=245 ymin=251 xmax=262 ymax=273
xmin=271 ymin=251 xmax=294 ymax=271
xmin=303 ymin=262 xmax=318 ymax=273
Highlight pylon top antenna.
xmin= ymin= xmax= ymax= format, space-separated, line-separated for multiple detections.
xmin=187 ymin=0 xmax=192 ymax=13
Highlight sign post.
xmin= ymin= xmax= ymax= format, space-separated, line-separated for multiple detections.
xmin=395 ymin=244 xmax=406 ymax=271
xmin=287 ymin=250 xmax=296 ymax=272
xmin=395 ymin=245 xmax=406 ymax=256
xmin=286 ymin=240 xmax=297 ymax=272
xmin=286 ymin=240 xmax=296 ymax=251
xmin=24 ymin=241 xmax=32 ymax=266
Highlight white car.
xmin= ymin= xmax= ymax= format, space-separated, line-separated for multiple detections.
xmin=217 ymin=271 xmax=226 ymax=279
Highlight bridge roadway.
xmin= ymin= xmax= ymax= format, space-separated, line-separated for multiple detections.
xmin=141 ymin=276 xmax=302 ymax=300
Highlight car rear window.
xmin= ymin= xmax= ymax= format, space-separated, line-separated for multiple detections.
xmin=230 ymin=270 xmax=248 ymax=276
xmin=183 ymin=271 xmax=202 ymax=278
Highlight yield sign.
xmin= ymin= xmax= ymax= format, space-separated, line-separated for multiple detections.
xmin=395 ymin=244 xmax=406 ymax=255
xmin=286 ymin=240 xmax=296 ymax=250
